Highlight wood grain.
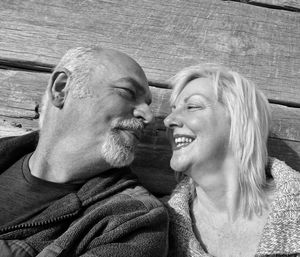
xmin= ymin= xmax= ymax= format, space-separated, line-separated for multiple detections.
xmin=0 ymin=0 xmax=299 ymax=104
xmin=268 ymin=138 xmax=300 ymax=170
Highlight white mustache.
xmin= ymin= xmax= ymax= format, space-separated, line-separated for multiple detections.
xmin=112 ymin=119 xmax=144 ymax=131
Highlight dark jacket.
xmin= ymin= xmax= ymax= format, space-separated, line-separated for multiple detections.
xmin=0 ymin=132 xmax=169 ymax=257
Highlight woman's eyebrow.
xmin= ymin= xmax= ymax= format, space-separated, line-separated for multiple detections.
xmin=184 ymin=93 xmax=210 ymax=103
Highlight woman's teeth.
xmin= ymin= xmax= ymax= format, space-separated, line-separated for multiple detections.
xmin=174 ymin=137 xmax=194 ymax=148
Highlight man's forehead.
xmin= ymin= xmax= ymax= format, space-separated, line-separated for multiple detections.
xmin=94 ymin=61 xmax=147 ymax=85
xmin=95 ymin=54 xmax=145 ymax=78
xmin=92 ymin=51 xmax=151 ymax=101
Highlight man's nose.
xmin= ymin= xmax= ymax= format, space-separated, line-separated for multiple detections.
xmin=133 ymin=103 xmax=154 ymax=125
xmin=164 ymin=111 xmax=183 ymax=128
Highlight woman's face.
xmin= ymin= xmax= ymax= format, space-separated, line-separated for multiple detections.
xmin=164 ymin=77 xmax=231 ymax=174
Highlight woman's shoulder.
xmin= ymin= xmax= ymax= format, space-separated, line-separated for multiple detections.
xmin=268 ymin=157 xmax=300 ymax=195
xmin=257 ymin=158 xmax=300 ymax=255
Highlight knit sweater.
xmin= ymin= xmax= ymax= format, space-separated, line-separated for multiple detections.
xmin=166 ymin=158 xmax=300 ymax=257
xmin=0 ymin=132 xmax=169 ymax=257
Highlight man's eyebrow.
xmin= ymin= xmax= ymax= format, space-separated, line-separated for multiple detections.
xmin=114 ymin=77 xmax=152 ymax=104
xmin=114 ymin=77 xmax=144 ymax=90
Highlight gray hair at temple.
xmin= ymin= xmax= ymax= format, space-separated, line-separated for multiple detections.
xmin=39 ymin=46 xmax=102 ymax=128
xmin=168 ymin=64 xmax=272 ymax=217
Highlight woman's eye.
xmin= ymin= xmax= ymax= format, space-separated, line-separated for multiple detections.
xmin=187 ymin=105 xmax=203 ymax=110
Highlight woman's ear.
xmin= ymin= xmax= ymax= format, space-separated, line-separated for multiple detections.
xmin=49 ymin=70 xmax=69 ymax=109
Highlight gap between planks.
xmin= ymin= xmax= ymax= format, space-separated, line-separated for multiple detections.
xmin=0 ymin=60 xmax=299 ymax=108
xmin=222 ymin=0 xmax=300 ymax=12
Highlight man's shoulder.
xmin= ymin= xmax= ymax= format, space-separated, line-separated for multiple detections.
xmin=0 ymin=131 xmax=39 ymax=173
xmin=119 ymin=185 xmax=165 ymax=211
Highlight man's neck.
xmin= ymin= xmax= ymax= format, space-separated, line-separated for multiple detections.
xmin=29 ymin=139 xmax=111 ymax=184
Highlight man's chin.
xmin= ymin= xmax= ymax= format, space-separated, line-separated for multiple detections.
xmin=101 ymin=130 xmax=137 ymax=168
xmin=108 ymin=151 xmax=134 ymax=168
xmin=101 ymin=143 xmax=135 ymax=168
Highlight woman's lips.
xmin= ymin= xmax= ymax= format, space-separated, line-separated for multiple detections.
xmin=172 ymin=135 xmax=195 ymax=150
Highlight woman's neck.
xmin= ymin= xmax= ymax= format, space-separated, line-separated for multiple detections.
xmin=190 ymin=156 xmax=242 ymax=221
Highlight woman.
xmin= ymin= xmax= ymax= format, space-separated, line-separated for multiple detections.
xmin=164 ymin=65 xmax=299 ymax=257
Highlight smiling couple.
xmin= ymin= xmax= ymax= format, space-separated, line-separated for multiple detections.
xmin=0 ymin=46 xmax=298 ymax=257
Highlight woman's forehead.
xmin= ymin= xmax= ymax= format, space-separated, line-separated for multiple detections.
xmin=175 ymin=77 xmax=216 ymax=102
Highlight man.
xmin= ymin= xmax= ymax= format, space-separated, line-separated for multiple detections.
xmin=0 ymin=46 xmax=169 ymax=257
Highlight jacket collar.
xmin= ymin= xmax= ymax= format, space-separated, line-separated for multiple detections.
xmin=77 ymin=167 xmax=137 ymax=205
xmin=0 ymin=131 xmax=138 ymax=207
xmin=0 ymin=132 xmax=138 ymax=232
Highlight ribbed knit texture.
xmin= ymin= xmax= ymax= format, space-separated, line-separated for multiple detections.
xmin=166 ymin=158 xmax=300 ymax=257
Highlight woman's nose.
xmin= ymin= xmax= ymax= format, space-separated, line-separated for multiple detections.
xmin=164 ymin=112 xmax=183 ymax=128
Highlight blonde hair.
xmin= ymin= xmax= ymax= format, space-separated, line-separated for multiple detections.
xmin=39 ymin=46 xmax=102 ymax=128
xmin=169 ymin=64 xmax=271 ymax=217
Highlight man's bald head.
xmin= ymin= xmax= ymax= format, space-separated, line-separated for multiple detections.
xmin=55 ymin=47 xmax=146 ymax=98
xmin=39 ymin=46 xmax=147 ymax=128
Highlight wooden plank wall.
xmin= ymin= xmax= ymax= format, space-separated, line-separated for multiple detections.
xmin=0 ymin=0 xmax=299 ymax=195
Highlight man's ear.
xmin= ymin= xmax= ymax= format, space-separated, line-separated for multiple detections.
xmin=49 ymin=70 xmax=69 ymax=109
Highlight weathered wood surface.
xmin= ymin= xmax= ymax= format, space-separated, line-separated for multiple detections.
xmin=0 ymin=0 xmax=299 ymax=194
xmin=0 ymin=0 xmax=299 ymax=105
xmin=0 ymin=69 xmax=299 ymax=194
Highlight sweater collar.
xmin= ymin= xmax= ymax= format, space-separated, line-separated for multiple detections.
xmin=256 ymin=158 xmax=300 ymax=255
xmin=167 ymin=158 xmax=300 ymax=256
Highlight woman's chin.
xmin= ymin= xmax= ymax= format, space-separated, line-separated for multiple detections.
xmin=170 ymin=158 xmax=188 ymax=173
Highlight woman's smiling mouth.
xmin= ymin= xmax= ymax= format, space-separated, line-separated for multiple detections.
xmin=173 ymin=135 xmax=195 ymax=150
